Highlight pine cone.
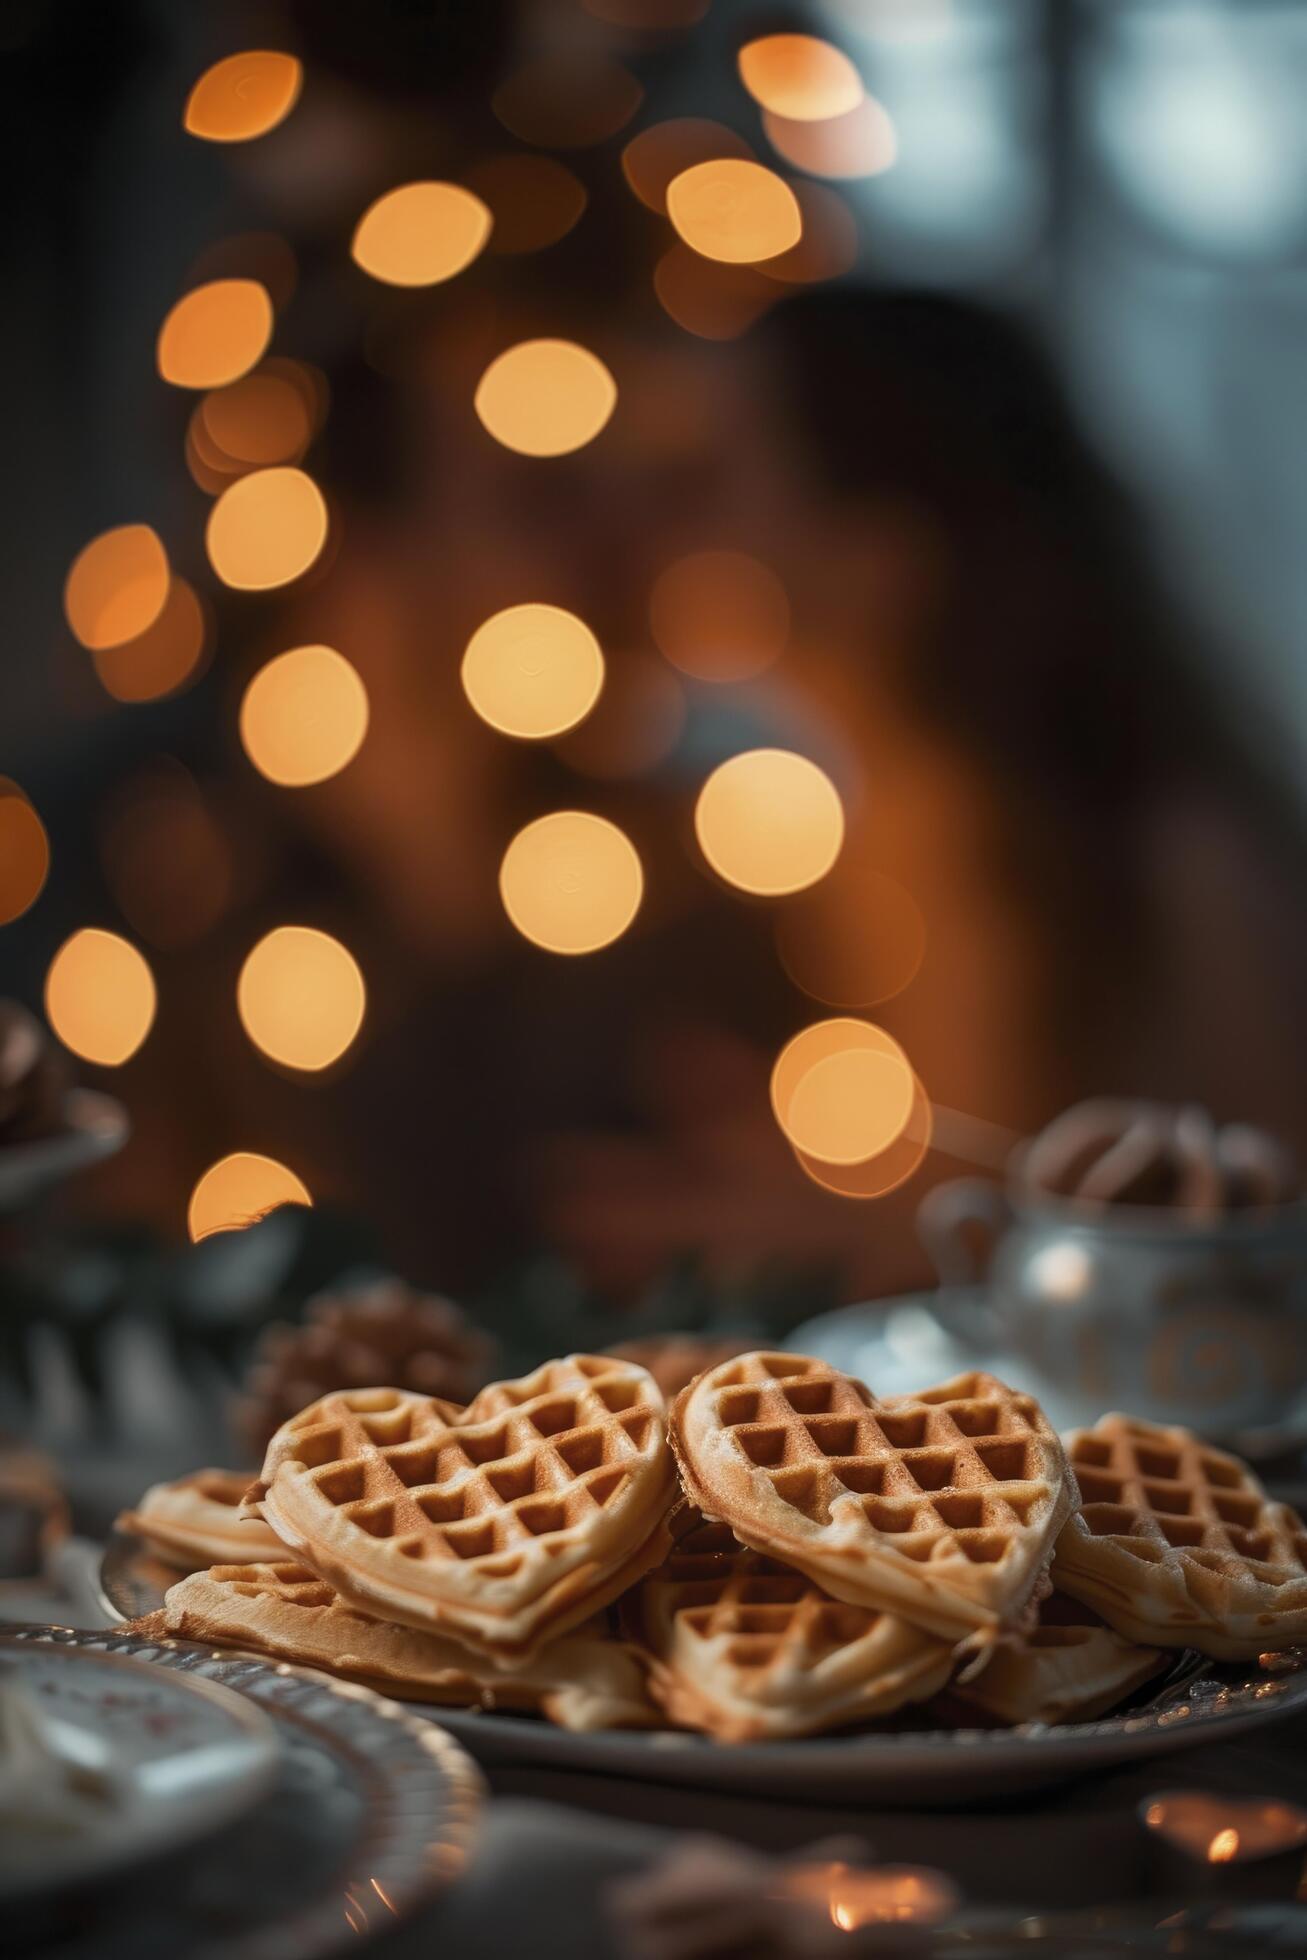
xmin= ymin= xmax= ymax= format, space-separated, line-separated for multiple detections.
xmin=235 ymin=1276 xmax=495 ymax=1457
xmin=0 ymin=1003 xmax=69 ymax=1145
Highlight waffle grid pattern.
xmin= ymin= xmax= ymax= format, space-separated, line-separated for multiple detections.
xmin=1068 ymin=1420 xmax=1307 ymax=1579
xmin=279 ymin=1363 xmax=660 ymax=1577
xmin=707 ymin=1355 xmax=1053 ymax=1576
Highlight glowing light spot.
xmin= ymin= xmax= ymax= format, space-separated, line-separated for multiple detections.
xmin=92 ymin=577 xmax=209 ymax=703
xmin=650 ymin=550 xmax=789 ymax=681
xmin=462 ymin=605 xmax=603 ymax=740
xmin=237 ymin=926 xmax=366 ymax=1071
xmin=351 ymin=182 xmax=491 ymax=287
xmin=695 ymin=750 xmax=843 ymax=896
xmin=622 ymin=120 xmax=754 ymax=215
xmin=783 ymin=1862 xmax=958 ymax=1931
xmin=492 ymin=57 xmax=642 ymax=150
xmin=184 ymin=51 xmax=303 ymax=144
xmin=44 ymin=929 xmax=156 ymax=1066
xmin=653 ymin=245 xmax=776 ymax=341
xmin=667 ymin=159 xmax=802 ymax=264
xmin=0 ymin=783 xmax=49 ymax=925
xmin=202 ymin=362 xmax=317 ymax=467
xmin=64 ymin=525 xmax=170 ymax=651
xmin=759 ymin=180 xmax=859 ymax=285
xmin=763 ymin=97 xmax=897 ymax=180
xmin=774 ymin=864 xmax=925 ymax=1007
xmin=206 ymin=467 xmax=328 ymax=590
xmin=188 ymin=1152 xmax=311 ymax=1242
xmin=474 ymin=340 xmax=616 ymax=458
xmin=771 ymin=1019 xmax=918 ymax=1169
xmin=240 ymin=645 xmax=368 ymax=787
xmin=738 ymin=35 xmax=863 ymax=123
xmin=794 ymin=1078 xmax=933 ymax=1200
xmin=500 ymin=812 xmax=642 ymax=955
xmin=157 ymin=280 xmax=274 ymax=390
xmin=465 ymin=154 xmax=587 ymax=255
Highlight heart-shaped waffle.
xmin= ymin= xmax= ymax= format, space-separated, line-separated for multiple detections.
xmin=670 ymin=1353 xmax=1076 ymax=1642
xmin=630 ymin=1508 xmax=951 ymax=1741
xmin=247 ymin=1356 xmax=676 ymax=1663
xmin=944 ymin=1590 xmax=1167 ymax=1726
xmin=1053 ymin=1414 xmax=1307 ymax=1658
xmin=158 ymin=1559 xmax=658 ymax=1730
xmin=117 ymin=1469 xmax=285 ymax=1570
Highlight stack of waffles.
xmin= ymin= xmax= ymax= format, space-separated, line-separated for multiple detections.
xmin=119 ymin=1350 xmax=1307 ymax=1743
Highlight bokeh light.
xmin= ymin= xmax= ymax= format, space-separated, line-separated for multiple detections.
xmin=492 ymin=56 xmax=642 ymax=149
xmin=738 ymin=35 xmax=864 ymax=123
xmin=474 ymin=340 xmax=617 ymax=457
xmin=759 ymin=180 xmax=858 ymax=285
xmin=772 ymin=1018 xmax=917 ymax=1167
xmin=157 ymin=279 xmax=274 ymax=390
xmin=666 ymin=159 xmax=802 ymax=264
xmin=202 ymin=361 xmax=317 ymax=467
xmin=695 ymin=750 xmax=844 ymax=897
xmin=653 ymin=246 xmax=776 ymax=341
xmin=622 ymin=119 xmax=753 ymax=214
xmin=775 ymin=865 xmax=926 ymax=1007
xmin=0 ymin=783 xmax=49 ymax=925
xmin=764 ymin=97 xmax=897 ymax=180
xmin=99 ymin=766 xmax=234 ymax=950
xmin=188 ymin=1152 xmax=312 ymax=1242
xmin=462 ymin=604 xmax=604 ymax=740
xmin=237 ymin=926 xmax=366 ymax=1071
xmin=64 ymin=525 xmax=169 ymax=651
xmin=650 ymin=549 xmax=789 ymax=681
xmin=465 ymin=154 xmax=587 ymax=255
xmin=794 ymin=1078 xmax=933 ymax=1199
xmin=500 ymin=812 xmax=643 ymax=955
xmin=184 ymin=51 xmax=303 ymax=144
xmin=206 ymin=467 xmax=328 ymax=589
xmin=240 ymin=645 xmax=369 ymax=787
xmin=351 ymin=182 xmax=492 ymax=287
xmin=44 ymin=929 xmax=156 ymax=1066
xmin=91 ymin=577 xmax=209 ymax=703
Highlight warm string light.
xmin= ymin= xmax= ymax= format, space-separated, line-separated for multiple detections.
xmin=64 ymin=525 xmax=170 ymax=651
xmin=44 ymin=929 xmax=156 ymax=1066
xmin=240 ymin=645 xmax=369 ymax=787
xmin=474 ymin=340 xmax=617 ymax=456
xmin=0 ymin=782 xmax=49 ymax=925
xmin=500 ymin=812 xmax=643 ymax=955
xmin=462 ymin=604 xmax=604 ymax=740
xmin=737 ymin=35 xmax=864 ymax=123
xmin=666 ymin=159 xmax=803 ymax=264
xmin=694 ymin=750 xmax=844 ymax=896
xmin=206 ymin=466 xmax=329 ymax=589
xmin=237 ymin=926 xmax=366 ymax=1071
xmin=188 ymin=1152 xmax=312 ymax=1241
xmin=91 ymin=577 xmax=209 ymax=703
xmin=157 ymin=279 xmax=274 ymax=389
xmin=183 ymin=51 xmax=303 ymax=144
xmin=763 ymin=96 xmax=898 ymax=180
xmin=351 ymin=182 xmax=492 ymax=286
xmin=622 ymin=120 xmax=754 ymax=214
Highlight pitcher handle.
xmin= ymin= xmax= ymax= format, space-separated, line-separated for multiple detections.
xmin=917 ymin=1178 xmax=1011 ymax=1287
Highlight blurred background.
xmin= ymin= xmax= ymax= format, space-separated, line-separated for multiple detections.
xmin=2 ymin=0 xmax=1306 ymax=1424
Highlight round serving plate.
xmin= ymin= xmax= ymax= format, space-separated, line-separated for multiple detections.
xmin=7 ymin=1625 xmax=483 ymax=1960
xmin=0 ymin=1635 xmax=277 ymax=1904
xmin=98 ymin=1535 xmax=1307 ymax=1805
xmin=0 ymin=1090 xmax=129 ymax=1212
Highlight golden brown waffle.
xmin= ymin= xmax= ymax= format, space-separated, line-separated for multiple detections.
xmin=671 ymin=1354 xmax=1076 ymax=1643
xmin=117 ymin=1469 xmax=284 ymax=1570
xmin=1054 ymin=1415 xmax=1307 ymax=1658
xmin=944 ymin=1590 xmax=1167 ymax=1726
xmin=160 ymin=1560 xmax=658 ymax=1730
xmin=631 ymin=1508 xmax=951 ymax=1742
xmin=247 ymin=1358 xmax=676 ymax=1663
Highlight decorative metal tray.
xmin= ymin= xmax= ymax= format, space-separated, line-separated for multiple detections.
xmin=99 ymin=1534 xmax=1307 ymax=1804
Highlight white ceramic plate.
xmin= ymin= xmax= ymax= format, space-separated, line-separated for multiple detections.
xmin=0 ymin=1635 xmax=276 ymax=1902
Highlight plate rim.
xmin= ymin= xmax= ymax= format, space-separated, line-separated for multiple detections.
xmin=0 ymin=1631 xmax=278 ymax=1903
xmin=7 ymin=1622 xmax=484 ymax=1958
